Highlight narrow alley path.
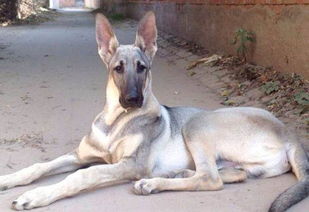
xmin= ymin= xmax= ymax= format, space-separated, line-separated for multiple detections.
xmin=0 ymin=12 xmax=307 ymax=212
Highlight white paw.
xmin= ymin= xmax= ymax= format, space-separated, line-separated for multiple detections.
xmin=11 ymin=187 xmax=52 ymax=210
xmin=133 ymin=179 xmax=159 ymax=195
xmin=0 ymin=175 xmax=16 ymax=191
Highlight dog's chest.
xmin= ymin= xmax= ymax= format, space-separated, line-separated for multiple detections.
xmin=87 ymin=121 xmax=142 ymax=163
xmin=91 ymin=123 xmax=113 ymax=151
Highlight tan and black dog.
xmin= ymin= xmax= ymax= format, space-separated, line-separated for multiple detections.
xmin=0 ymin=12 xmax=308 ymax=212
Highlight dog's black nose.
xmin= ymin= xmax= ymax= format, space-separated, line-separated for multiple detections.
xmin=125 ymin=94 xmax=139 ymax=104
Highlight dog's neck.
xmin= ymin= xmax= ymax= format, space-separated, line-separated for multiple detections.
xmin=103 ymin=72 xmax=161 ymax=125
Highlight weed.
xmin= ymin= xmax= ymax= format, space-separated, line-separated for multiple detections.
xmin=261 ymin=81 xmax=280 ymax=95
xmin=232 ymin=29 xmax=255 ymax=62
xmin=294 ymin=90 xmax=309 ymax=106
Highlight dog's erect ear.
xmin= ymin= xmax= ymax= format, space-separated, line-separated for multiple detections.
xmin=96 ymin=13 xmax=119 ymax=65
xmin=135 ymin=11 xmax=157 ymax=62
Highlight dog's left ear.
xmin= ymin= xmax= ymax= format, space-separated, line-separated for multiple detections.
xmin=135 ymin=11 xmax=157 ymax=62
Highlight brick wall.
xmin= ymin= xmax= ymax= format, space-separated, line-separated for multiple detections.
xmin=100 ymin=0 xmax=309 ymax=78
xmin=127 ymin=0 xmax=309 ymax=14
xmin=127 ymin=0 xmax=309 ymax=5
xmin=59 ymin=0 xmax=75 ymax=7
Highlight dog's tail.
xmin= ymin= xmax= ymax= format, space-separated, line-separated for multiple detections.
xmin=269 ymin=140 xmax=309 ymax=212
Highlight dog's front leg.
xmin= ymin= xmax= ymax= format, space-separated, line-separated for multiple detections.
xmin=11 ymin=160 xmax=136 ymax=210
xmin=0 ymin=151 xmax=86 ymax=191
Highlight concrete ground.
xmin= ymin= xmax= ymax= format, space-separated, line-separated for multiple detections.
xmin=0 ymin=12 xmax=307 ymax=212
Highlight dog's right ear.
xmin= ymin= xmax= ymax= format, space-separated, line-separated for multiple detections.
xmin=96 ymin=13 xmax=119 ymax=66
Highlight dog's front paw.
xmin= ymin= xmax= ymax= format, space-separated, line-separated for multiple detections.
xmin=11 ymin=187 xmax=53 ymax=211
xmin=0 ymin=175 xmax=16 ymax=191
xmin=133 ymin=179 xmax=160 ymax=195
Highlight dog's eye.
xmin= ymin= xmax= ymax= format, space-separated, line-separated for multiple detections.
xmin=137 ymin=61 xmax=146 ymax=73
xmin=114 ymin=65 xmax=123 ymax=74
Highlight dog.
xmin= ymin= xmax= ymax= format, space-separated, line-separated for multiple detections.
xmin=0 ymin=11 xmax=308 ymax=212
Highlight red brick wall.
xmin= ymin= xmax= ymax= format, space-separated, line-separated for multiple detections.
xmin=127 ymin=0 xmax=309 ymax=14
xmin=127 ymin=0 xmax=309 ymax=4
xmin=59 ymin=0 xmax=76 ymax=8
xmin=101 ymin=0 xmax=309 ymax=78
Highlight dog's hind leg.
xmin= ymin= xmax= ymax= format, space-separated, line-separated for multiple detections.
xmin=219 ymin=168 xmax=247 ymax=183
xmin=173 ymin=168 xmax=247 ymax=184
xmin=133 ymin=122 xmax=225 ymax=195
xmin=269 ymin=142 xmax=309 ymax=212
xmin=173 ymin=169 xmax=195 ymax=178
xmin=133 ymin=167 xmax=248 ymax=195
xmin=133 ymin=143 xmax=223 ymax=194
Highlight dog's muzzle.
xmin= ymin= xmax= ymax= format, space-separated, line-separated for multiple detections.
xmin=119 ymin=94 xmax=144 ymax=109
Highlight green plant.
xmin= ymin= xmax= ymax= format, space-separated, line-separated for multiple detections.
xmin=304 ymin=118 xmax=309 ymax=126
xmin=294 ymin=91 xmax=309 ymax=106
xmin=290 ymin=77 xmax=308 ymax=115
xmin=261 ymin=81 xmax=280 ymax=95
xmin=232 ymin=29 xmax=255 ymax=62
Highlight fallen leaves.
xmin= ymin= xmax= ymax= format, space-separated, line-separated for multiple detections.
xmin=185 ymin=53 xmax=308 ymax=135
xmin=187 ymin=54 xmax=222 ymax=70
xmin=221 ymin=89 xmax=231 ymax=97
xmin=157 ymin=27 xmax=308 ymax=137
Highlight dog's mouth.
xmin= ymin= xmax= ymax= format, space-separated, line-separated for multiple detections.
xmin=119 ymin=96 xmax=144 ymax=109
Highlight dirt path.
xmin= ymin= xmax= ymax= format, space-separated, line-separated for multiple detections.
xmin=0 ymin=12 xmax=307 ymax=212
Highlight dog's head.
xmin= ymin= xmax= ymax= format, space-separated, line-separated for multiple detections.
xmin=96 ymin=12 xmax=157 ymax=109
